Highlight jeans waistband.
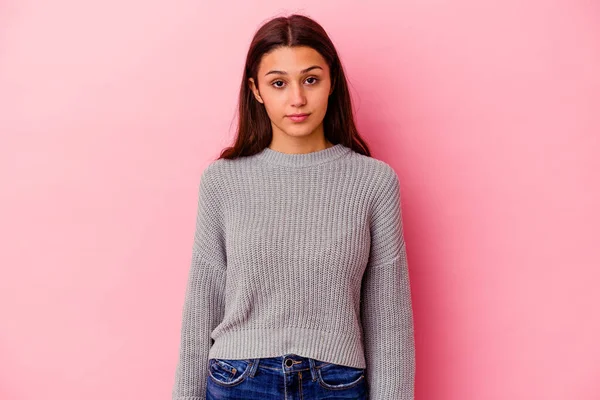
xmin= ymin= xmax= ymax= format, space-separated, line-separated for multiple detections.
xmin=247 ymin=353 xmax=326 ymax=381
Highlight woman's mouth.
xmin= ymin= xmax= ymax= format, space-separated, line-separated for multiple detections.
xmin=287 ymin=113 xmax=309 ymax=122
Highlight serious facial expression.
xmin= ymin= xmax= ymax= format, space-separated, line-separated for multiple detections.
xmin=248 ymin=46 xmax=333 ymax=140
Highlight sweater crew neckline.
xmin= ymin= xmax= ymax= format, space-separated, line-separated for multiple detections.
xmin=255 ymin=143 xmax=350 ymax=167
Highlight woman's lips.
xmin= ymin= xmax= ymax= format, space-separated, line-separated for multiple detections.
xmin=287 ymin=114 xmax=309 ymax=122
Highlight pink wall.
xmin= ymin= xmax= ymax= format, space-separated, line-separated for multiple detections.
xmin=1 ymin=1 xmax=599 ymax=399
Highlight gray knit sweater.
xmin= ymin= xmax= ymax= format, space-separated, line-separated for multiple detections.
xmin=172 ymin=143 xmax=415 ymax=399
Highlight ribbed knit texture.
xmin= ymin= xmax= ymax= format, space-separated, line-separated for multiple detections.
xmin=172 ymin=143 xmax=415 ymax=399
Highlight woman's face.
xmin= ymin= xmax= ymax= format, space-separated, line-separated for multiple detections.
xmin=249 ymin=46 xmax=333 ymax=142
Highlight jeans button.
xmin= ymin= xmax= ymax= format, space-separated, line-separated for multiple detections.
xmin=285 ymin=358 xmax=293 ymax=367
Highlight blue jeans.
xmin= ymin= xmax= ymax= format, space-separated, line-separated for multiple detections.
xmin=206 ymin=353 xmax=368 ymax=399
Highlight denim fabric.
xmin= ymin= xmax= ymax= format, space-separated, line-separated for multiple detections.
xmin=206 ymin=353 xmax=368 ymax=399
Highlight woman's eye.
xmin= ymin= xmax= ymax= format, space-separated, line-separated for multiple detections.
xmin=271 ymin=77 xmax=319 ymax=89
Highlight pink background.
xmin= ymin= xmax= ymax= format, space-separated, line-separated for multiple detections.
xmin=1 ymin=1 xmax=599 ymax=399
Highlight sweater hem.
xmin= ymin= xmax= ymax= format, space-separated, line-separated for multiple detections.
xmin=208 ymin=327 xmax=366 ymax=368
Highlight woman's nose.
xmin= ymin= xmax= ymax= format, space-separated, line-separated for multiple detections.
xmin=289 ymin=84 xmax=307 ymax=106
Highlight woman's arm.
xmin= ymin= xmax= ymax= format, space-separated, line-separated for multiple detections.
xmin=360 ymin=165 xmax=416 ymax=400
xmin=172 ymin=165 xmax=227 ymax=400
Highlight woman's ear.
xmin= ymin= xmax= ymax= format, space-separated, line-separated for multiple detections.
xmin=248 ymin=78 xmax=264 ymax=103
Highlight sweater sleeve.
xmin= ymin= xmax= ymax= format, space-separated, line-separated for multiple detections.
xmin=172 ymin=165 xmax=227 ymax=400
xmin=360 ymin=166 xmax=416 ymax=400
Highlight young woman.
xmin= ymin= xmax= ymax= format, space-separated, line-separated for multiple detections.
xmin=172 ymin=13 xmax=415 ymax=400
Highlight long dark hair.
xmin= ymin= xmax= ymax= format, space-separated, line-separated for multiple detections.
xmin=217 ymin=13 xmax=372 ymax=160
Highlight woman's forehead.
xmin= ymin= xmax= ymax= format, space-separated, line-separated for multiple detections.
xmin=259 ymin=46 xmax=327 ymax=75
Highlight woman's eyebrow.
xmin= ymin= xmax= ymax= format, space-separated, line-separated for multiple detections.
xmin=264 ymin=65 xmax=323 ymax=76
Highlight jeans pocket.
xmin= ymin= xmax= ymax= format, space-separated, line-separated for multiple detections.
xmin=316 ymin=362 xmax=366 ymax=390
xmin=207 ymin=358 xmax=252 ymax=387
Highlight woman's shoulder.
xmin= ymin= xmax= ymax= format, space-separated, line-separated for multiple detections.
xmin=346 ymin=150 xmax=399 ymax=185
xmin=200 ymin=156 xmax=241 ymax=180
xmin=197 ymin=155 xmax=255 ymax=192
xmin=196 ymin=158 xmax=232 ymax=195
